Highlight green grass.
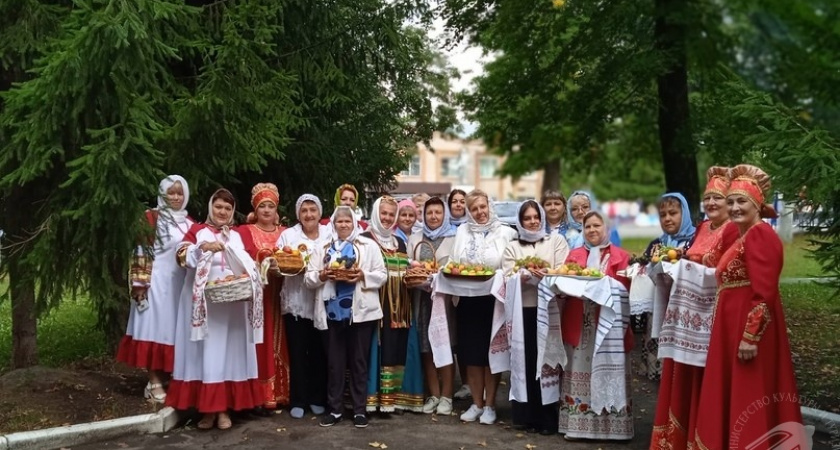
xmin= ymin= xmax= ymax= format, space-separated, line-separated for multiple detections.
xmin=781 ymin=234 xmax=830 ymax=279
xmin=621 ymin=237 xmax=650 ymax=257
xmin=782 ymin=282 xmax=840 ymax=412
xmin=0 ymin=282 xmax=108 ymax=373
xmin=622 ymin=233 xmax=831 ymax=279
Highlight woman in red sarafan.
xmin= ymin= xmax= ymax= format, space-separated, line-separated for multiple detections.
xmin=693 ymin=164 xmax=804 ymax=450
xmin=238 ymin=183 xmax=290 ymax=412
xmin=650 ymin=166 xmax=740 ymax=450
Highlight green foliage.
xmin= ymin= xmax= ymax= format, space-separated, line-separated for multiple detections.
xmin=0 ymin=290 xmax=107 ymax=373
xmin=0 ymin=0 xmax=456 ymax=343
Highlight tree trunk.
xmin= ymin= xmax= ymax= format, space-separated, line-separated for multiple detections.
xmin=9 ymin=259 xmax=38 ymax=369
xmin=655 ymin=0 xmax=700 ymax=219
xmin=541 ymin=159 xmax=561 ymax=194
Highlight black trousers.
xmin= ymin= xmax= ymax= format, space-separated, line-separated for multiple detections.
xmin=284 ymin=314 xmax=328 ymax=409
xmin=511 ymin=307 xmax=559 ymax=433
xmin=326 ymin=319 xmax=375 ymax=415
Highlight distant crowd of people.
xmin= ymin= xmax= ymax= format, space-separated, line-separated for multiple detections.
xmin=116 ymin=164 xmax=806 ymax=449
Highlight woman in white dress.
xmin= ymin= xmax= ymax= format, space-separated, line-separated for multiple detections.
xmin=450 ymin=189 xmax=517 ymax=425
xmin=166 ymin=188 xmax=263 ymax=430
xmin=501 ymin=200 xmax=569 ymax=434
xmin=276 ymin=194 xmax=331 ymax=419
xmin=118 ymin=175 xmax=193 ymax=403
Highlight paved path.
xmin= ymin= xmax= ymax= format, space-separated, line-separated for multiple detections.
xmin=73 ymin=376 xmax=661 ymax=450
xmin=69 ymin=369 xmax=838 ymax=450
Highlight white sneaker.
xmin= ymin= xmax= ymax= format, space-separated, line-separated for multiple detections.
xmin=460 ymin=404 xmax=484 ymax=422
xmin=422 ymin=396 xmax=440 ymax=414
xmin=436 ymin=397 xmax=453 ymax=415
xmin=454 ymin=384 xmax=471 ymax=400
xmin=479 ymin=406 xmax=496 ymax=425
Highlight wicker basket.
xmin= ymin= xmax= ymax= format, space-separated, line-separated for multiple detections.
xmin=205 ymin=275 xmax=253 ymax=303
xmin=328 ymin=242 xmax=361 ymax=282
xmin=404 ymin=241 xmax=438 ymax=288
xmin=274 ymin=252 xmax=306 ymax=275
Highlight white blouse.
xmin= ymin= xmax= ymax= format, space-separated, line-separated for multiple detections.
xmin=277 ymin=223 xmax=331 ymax=320
xmin=449 ymin=223 xmax=517 ymax=270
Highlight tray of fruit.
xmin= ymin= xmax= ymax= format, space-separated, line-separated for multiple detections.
xmin=650 ymin=246 xmax=682 ymax=264
xmin=441 ymin=262 xmax=495 ymax=281
xmin=512 ymin=256 xmax=550 ymax=276
xmin=545 ymin=263 xmax=605 ymax=280
xmin=205 ymin=274 xmax=253 ymax=303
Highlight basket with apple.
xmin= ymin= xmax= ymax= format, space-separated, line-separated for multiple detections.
xmin=512 ymin=256 xmax=551 ymax=277
xmin=404 ymin=241 xmax=439 ymax=288
xmin=205 ymin=273 xmax=253 ymax=303
xmin=545 ymin=262 xmax=604 ymax=279
xmin=327 ymin=243 xmax=361 ymax=282
xmin=272 ymin=243 xmax=309 ymax=276
xmin=441 ymin=261 xmax=495 ymax=281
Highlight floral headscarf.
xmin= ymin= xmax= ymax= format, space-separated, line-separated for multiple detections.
xmin=157 ymin=175 xmax=190 ymax=224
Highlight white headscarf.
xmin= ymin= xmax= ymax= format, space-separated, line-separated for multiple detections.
xmin=466 ymin=194 xmax=501 ymax=234
xmin=368 ymin=196 xmax=399 ymax=251
xmin=296 ymin=193 xmax=323 ymax=221
xmin=330 ymin=206 xmax=360 ymax=250
xmin=157 ymin=175 xmax=190 ymax=224
xmin=583 ymin=211 xmax=612 ymax=269
xmin=515 ymin=200 xmax=547 ymax=243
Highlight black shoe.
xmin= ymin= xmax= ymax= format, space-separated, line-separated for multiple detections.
xmin=353 ymin=414 xmax=369 ymax=428
xmin=539 ymin=429 xmax=557 ymax=436
xmin=320 ymin=413 xmax=342 ymax=427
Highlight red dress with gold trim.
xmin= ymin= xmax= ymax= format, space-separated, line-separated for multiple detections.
xmin=650 ymin=220 xmax=738 ymax=450
xmin=239 ymin=224 xmax=290 ymax=409
xmin=692 ymin=223 xmax=802 ymax=450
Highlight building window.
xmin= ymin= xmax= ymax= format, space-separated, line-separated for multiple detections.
xmin=479 ymin=157 xmax=498 ymax=178
xmin=401 ymin=154 xmax=421 ymax=176
xmin=441 ymin=157 xmax=456 ymax=177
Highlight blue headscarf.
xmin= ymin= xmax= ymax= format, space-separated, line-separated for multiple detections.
xmin=567 ymin=190 xmax=598 ymax=232
xmin=423 ymin=198 xmax=457 ymax=240
xmin=658 ymin=192 xmax=696 ymax=247
xmin=566 ymin=190 xmax=622 ymax=248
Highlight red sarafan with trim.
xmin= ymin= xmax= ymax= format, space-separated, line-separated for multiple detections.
xmin=692 ymin=222 xmax=803 ymax=450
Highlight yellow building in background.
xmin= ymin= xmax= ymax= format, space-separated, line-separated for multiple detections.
xmin=394 ymin=132 xmax=543 ymax=200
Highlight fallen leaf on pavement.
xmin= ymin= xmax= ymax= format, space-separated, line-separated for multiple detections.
xmin=525 ymin=445 xmax=537 ymax=450
xmin=515 ymin=433 xmax=525 ymax=438
xmin=477 ymin=440 xmax=487 ymax=447
xmin=276 ymin=427 xmax=286 ymax=432
xmin=369 ymin=442 xmax=388 ymax=448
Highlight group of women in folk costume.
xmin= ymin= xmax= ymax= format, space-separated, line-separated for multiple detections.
xmin=649 ymin=165 xmax=803 ymax=450
xmin=118 ymin=169 xmax=804 ymax=446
